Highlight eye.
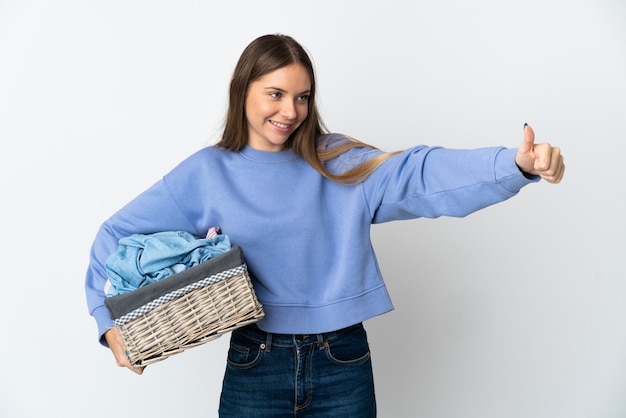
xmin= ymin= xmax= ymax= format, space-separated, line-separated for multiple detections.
xmin=297 ymin=94 xmax=310 ymax=102
xmin=269 ymin=92 xmax=282 ymax=99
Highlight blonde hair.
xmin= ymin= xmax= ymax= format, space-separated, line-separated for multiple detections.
xmin=217 ymin=34 xmax=399 ymax=185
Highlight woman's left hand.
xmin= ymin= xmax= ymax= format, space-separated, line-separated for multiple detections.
xmin=515 ymin=124 xmax=565 ymax=184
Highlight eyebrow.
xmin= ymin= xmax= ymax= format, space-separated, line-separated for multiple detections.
xmin=263 ymin=86 xmax=311 ymax=95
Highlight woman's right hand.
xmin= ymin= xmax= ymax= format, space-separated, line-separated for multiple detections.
xmin=104 ymin=327 xmax=145 ymax=375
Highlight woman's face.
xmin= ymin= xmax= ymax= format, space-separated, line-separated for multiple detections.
xmin=245 ymin=63 xmax=311 ymax=152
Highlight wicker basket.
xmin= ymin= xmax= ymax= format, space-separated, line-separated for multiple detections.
xmin=104 ymin=245 xmax=264 ymax=367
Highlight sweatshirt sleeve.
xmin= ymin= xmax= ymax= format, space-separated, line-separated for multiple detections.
xmin=364 ymin=145 xmax=539 ymax=223
xmin=84 ymin=177 xmax=198 ymax=347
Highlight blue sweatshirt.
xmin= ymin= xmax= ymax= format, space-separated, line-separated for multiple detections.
xmin=85 ymin=136 xmax=537 ymax=344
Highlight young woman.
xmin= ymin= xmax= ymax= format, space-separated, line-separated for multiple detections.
xmin=85 ymin=34 xmax=564 ymax=417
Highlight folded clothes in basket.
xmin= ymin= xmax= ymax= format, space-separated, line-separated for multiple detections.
xmin=105 ymin=230 xmax=231 ymax=296
xmin=105 ymin=245 xmax=246 ymax=325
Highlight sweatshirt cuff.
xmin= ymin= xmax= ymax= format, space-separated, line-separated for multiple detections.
xmin=92 ymin=305 xmax=115 ymax=347
xmin=494 ymin=148 xmax=540 ymax=193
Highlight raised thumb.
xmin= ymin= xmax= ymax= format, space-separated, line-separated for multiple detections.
xmin=520 ymin=123 xmax=535 ymax=153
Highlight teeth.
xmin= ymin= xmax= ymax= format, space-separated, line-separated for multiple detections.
xmin=271 ymin=120 xmax=289 ymax=129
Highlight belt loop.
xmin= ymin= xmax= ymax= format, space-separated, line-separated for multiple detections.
xmin=265 ymin=331 xmax=272 ymax=352
xmin=316 ymin=332 xmax=325 ymax=348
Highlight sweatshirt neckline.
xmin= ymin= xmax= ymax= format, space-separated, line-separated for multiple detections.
xmin=240 ymin=145 xmax=296 ymax=163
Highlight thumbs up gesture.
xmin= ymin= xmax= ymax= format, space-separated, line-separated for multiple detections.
xmin=515 ymin=124 xmax=565 ymax=184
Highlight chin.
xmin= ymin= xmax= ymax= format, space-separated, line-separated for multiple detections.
xmin=269 ymin=136 xmax=290 ymax=147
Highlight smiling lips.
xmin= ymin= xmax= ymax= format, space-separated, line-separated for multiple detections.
xmin=269 ymin=120 xmax=291 ymax=131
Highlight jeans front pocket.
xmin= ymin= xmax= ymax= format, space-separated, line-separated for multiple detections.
xmin=226 ymin=332 xmax=265 ymax=370
xmin=324 ymin=325 xmax=371 ymax=366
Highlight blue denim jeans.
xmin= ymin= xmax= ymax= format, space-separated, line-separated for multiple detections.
xmin=218 ymin=323 xmax=376 ymax=417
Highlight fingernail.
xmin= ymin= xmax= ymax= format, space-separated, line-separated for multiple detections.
xmin=524 ymin=122 xmax=528 ymax=128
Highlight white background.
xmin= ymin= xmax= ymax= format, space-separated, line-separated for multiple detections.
xmin=1 ymin=0 xmax=625 ymax=417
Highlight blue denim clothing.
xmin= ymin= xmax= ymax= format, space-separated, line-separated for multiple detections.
xmin=219 ymin=323 xmax=376 ymax=417
xmin=105 ymin=231 xmax=230 ymax=296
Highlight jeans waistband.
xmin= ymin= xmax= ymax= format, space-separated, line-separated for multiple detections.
xmin=233 ymin=322 xmax=364 ymax=351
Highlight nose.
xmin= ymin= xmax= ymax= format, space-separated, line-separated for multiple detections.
xmin=280 ymin=100 xmax=297 ymax=120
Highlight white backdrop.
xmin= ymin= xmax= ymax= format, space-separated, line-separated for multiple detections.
xmin=1 ymin=1 xmax=625 ymax=417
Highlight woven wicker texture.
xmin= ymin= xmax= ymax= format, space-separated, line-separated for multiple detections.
xmin=118 ymin=271 xmax=264 ymax=367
